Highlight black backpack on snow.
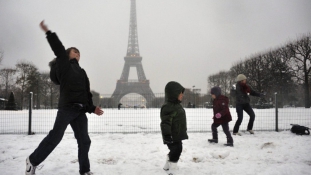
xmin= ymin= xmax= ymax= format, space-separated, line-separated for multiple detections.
xmin=290 ymin=124 xmax=310 ymax=135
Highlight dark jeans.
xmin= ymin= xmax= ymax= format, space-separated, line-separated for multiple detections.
xmin=233 ymin=103 xmax=255 ymax=133
xmin=211 ymin=122 xmax=233 ymax=143
xmin=29 ymin=105 xmax=91 ymax=174
xmin=167 ymin=141 xmax=182 ymax=162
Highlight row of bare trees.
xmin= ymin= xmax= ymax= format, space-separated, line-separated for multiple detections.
xmin=0 ymin=56 xmax=103 ymax=109
xmin=208 ymin=33 xmax=311 ymax=108
xmin=0 ymin=60 xmax=60 ymax=109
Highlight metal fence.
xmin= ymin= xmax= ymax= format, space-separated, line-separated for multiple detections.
xmin=0 ymin=92 xmax=310 ymax=134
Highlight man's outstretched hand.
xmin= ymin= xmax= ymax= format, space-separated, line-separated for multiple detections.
xmin=94 ymin=106 xmax=104 ymax=116
xmin=40 ymin=20 xmax=49 ymax=33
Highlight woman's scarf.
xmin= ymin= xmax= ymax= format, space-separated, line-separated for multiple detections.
xmin=239 ymin=82 xmax=250 ymax=94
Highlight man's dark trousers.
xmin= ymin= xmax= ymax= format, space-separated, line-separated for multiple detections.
xmin=29 ymin=105 xmax=91 ymax=174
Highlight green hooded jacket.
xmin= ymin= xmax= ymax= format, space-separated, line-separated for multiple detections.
xmin=160 ymin=81 xmax=188 ymax=144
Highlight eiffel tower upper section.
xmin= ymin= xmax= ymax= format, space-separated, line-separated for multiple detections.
xmin=119 ymin=0 xmax=147 ymax=82
xmin=127 ymin=0 xmax=140 ymax=57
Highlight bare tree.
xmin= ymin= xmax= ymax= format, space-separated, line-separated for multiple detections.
xmin=40 ymin=73 xmax=50 ymax=108
xmin=206 ymin=34 xmax=310 ymax=107
xmin=15 ymin=61 xmax=38 ymax=109
xmin=263 ymin=50 xmax=294 ymax=106
xmin=40 ymin=72 xmax=59 ymax=108
xmin=218 ymin=71 xmax=231 ymax=95
xmin=288 ymin=34 xmax=311 ymax=108
xmin=0 ymin=68 xmax=16 ymax=98
xmin=243 ymin=56 xmax=265 ymax=92
xmin=207 ymin=71 xmax=231 ymax=95
xmin=207 ymin=73 xmax=221 ymax=90
xmin=231 ymin=60 xmax=247 ymax=76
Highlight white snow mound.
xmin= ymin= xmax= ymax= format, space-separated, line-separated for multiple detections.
xmin=210 ymin=150 xmax=230 ymax=159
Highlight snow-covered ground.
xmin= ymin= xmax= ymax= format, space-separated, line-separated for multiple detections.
xmin=1 ymin=131 xmax=311 ymax=175
xmin=0 ymin=108 xmax=310 ymax=174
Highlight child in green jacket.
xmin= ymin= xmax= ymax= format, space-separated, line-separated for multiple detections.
xmin=160 ymin=81 xmax=188 ymax=175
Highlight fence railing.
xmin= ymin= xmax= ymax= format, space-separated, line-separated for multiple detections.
xmin=0 ymin=92 xmax=310 ymax=134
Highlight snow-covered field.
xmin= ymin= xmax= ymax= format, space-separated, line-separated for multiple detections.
xmin=1 ymin=131 xmax=311 ymax=174
xmin=0 ymin=108 xmax=310 ymax=174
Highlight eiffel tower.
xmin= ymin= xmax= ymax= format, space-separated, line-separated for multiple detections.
xmin=111 ymin=0 xmax=155 ymax=107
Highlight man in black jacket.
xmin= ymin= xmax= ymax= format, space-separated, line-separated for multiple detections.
xmin=26 ymin=21 xmax=103 ymax=175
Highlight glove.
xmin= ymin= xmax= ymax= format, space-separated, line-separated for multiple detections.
xmin=163 ymin=136 xmax=173 ymax=144
xmin=215 ymin=113 xmax=221 ymax=119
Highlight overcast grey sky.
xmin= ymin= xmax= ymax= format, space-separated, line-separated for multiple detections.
xmin=0 ymin=0 xmax=310 ymax=95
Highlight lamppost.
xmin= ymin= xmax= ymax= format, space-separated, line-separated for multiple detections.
xmin=36 ymin=73 xmax=41 ymax=109
xmin=281 ymin=70 xmax=285 ymax=108
xmin=142 ymin=99 xmax=145 ymax=108
xmin=34 ymin=93 xmax=37 ymax=109
xmin=37 ymin=79 xmax=39 ymax=109
xmin=99 ymin=95 xmax=103 ymax=108
xmin=192 ymin=85 xmax=195 ymax=108
xmin=192 ymin=86 xmax=201 ymax=108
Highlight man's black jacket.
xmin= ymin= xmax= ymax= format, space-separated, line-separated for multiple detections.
xmin=46 ymin=31 xmax=95 ymax=113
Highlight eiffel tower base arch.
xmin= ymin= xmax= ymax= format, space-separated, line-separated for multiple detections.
xmin=111 ymin=80 xmax=155 ymax=108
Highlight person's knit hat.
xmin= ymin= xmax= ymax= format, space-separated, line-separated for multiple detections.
xmin=211 ymin=86 xmax=221 ymax=97
xmin=236 ymin=74 xmax=247 ymax=82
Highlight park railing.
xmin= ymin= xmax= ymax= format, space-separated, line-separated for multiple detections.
xmin=0 ymin=92 xmax=310 ymax=134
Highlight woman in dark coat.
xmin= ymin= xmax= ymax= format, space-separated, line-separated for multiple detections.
xmin=208 ymin=87 xmax=233 ymax=146
xmin=233 ymin=74 xmax=263 ymax=135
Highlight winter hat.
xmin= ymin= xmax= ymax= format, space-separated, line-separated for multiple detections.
xmin=236 ymin=74 xmax=247 ymax=82
xmin=211 ymin=86 xmax=221 ymax=97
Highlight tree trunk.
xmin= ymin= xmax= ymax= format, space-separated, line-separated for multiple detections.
xmin=304 ymin=65 xmax=310 ymax=108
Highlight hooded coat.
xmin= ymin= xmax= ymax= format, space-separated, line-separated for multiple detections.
xmin=45 ymin=31 xmax=95 ymax=113
xmin=212 ymin=95 xmax=232 ymax=124
xmin=160 ymin=81 xmax=188 ymax=143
